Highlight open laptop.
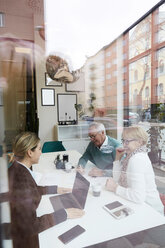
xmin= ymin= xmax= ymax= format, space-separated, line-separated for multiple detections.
xmin=50 ymin=172 xmax=90 ymax=211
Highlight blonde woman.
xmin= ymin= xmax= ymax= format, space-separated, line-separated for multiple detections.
xmin=9 ymin=132 xmax=84 ymax=248
xmin=105 ymin=126 xmax=164 ymax=214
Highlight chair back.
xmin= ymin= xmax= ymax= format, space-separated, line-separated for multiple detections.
xmin=0 ymin=145 xmax=2 ymax=157
xmin=42 ymin=141 xmax=66 ymax=153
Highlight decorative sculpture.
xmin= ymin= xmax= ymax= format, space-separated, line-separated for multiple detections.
xmin=46 ymin=55 xmax=80 ymax=84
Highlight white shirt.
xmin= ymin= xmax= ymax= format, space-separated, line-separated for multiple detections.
xmin=113 ymin=153 xmax=164 ymax=214
xmin=99 ymin=136 xmax=114 ymax=153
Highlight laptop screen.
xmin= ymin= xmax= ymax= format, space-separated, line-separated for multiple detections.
xmin=72 ymin=172 xmax=90 ymax=209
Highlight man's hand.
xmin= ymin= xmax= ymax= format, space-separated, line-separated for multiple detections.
xmin=66 ymin=208 xmax=85 ymax=219
xmin=105 ymin=177 xmax=118 ymax=192
xmin=57 ymin=187 xmax=72 ymax=194
xmin=76 ymin=165 xmax=85 ymax=174
xmin=88 ymin=167 xmax=103 ymax=177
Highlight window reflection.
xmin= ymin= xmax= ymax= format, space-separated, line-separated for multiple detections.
xmin=129 ymin=15 xmax=151 ymax=59
xmin=157 ymin=47 xmax=165 ymax=104
xmin=158 ymin=3 xmax=165 ymax=43
xmin=129 ymin=55 xmax=151 ymax=115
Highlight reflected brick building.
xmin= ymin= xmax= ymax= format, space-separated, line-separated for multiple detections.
xmin=83 ymin=0 xmax=165 ymax=122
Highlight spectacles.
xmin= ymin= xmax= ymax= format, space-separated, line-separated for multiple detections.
xmin=89 ymin=132 xmax=100 ymax=139
xmin=121 ymin=139 xmax=137 ymax=145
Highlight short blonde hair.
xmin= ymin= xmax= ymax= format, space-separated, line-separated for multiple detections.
xmin=122 ymin=126 xmax=148 ymax=145
xmin=12 ymin=132 xmax=40 ymax=161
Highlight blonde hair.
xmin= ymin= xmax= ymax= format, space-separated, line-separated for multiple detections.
xmin=122 ymin=126 xmax=148 ymax=145
xmin=10 ymin=132 xmax=40 ymax=162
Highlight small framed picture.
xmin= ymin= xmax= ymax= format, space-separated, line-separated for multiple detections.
xmin=45 ymin=72 xmax=62 ymax=87
xmin=0 ymin=88 xmax=3 ymax=106
xmin=41 ymin=88 xmax=55 ymax=106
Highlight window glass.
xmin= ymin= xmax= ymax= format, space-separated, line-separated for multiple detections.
xmin=157 ymin=3 xmax=165 ymax=43
xmin=129 ymin=55 xmax=151 ymax=115
xmin=157 ymin=47 xmax=165 ymax=102
xmin=129 ymin=15 xmax=151 ymax=59
xmin=1 ymin=2 xmax=165 ymax=248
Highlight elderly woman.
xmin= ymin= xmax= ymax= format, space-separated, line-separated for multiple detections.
xmin=9 ymin=132 xmax=84 ymax=248
xmin=105 ymin=126 xmax=164 ymax=214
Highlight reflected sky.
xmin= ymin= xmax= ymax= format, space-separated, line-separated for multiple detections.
xmin=45 ymin=0 xmax=160 ymax=70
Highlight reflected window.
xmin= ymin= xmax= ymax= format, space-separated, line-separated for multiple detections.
xmin=145 ymin=64 xmax=150 ymax=78
xmin=134 ymin=89 xmax=138 ymax=96
xmin=113 ymin=71 xmax=117 ymax=77
xmin=145 ymin=86 xmax=149 ymax=98
xmin=0 ymin=12 xmax=5 ymax=27
xmin=134 ymin=70 xmax=138 ymax=81
xmin=123 ymin=79 xmax=126 ymax=86
xmin=156 ymin=85 xmax=158 ymax=96
xmin=133 ymin=89 xmax=138 ymax=104
xmin=129 ymin=15 xmax=151 ymax=59
xmin=157 ymin=47 xmax=165 ymax=77
xmin=106 ymin=62 xmax=111 ymax=68
xmin=155 ymin=68 xmax=158 ymax=78
xmin=159 ymin=59 xmax=164 ymax=73
xmin=129 ymin=55 xmax=151 ymax=112
xmin=123 ymin=40 xmax=126 ymax=46
xmin=123 ymin=67 xmax=127 ymax=73
xmin=113 ymin=59 xmax=117 ymax=64
xmin=158 ymin=3 xmax=165 ymax=43
xmin=159 ymin=83 xmax=163 ymax=96
xmin=113 ymin=47 xmax=116 ymax=53
xmin=156 ymin=84 xmax=164 ymax=97
xmin=123 ymin=53 xmax=127 ymax=60
xmin=107 ymin=85 xmax=111 ymax=91
xmin=106 ymin=51 xmax=111 ymax=57
xmin=106 ymin=74 xmax=111 ymax=79
xmin=100 ymin=76 xmax=104 ymax=81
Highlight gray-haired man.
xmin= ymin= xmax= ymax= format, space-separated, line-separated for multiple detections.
xmin=77 ymin=122 xmax=120 ymax=177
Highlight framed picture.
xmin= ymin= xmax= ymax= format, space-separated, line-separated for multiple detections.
xmin=41 ymin=88 xmax=55 ymax=106
xmin=65 ymin=71 xmax=85 ymax=92
xmin=57 ymin=94 xmax=77 ymax=124
xmin=0 ymin=88 xmax=3 ymax=106
xmin=45 ymin=72 xmax=62 ymax=87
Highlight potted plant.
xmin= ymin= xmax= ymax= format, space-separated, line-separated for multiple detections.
xmin=74 ymin=104 xmax=84 ymax=118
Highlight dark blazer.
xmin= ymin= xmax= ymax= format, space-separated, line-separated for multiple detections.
xmin=8 ymin=161 xmax=67 ymax=248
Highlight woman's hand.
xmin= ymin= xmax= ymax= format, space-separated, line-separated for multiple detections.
xmin=57 ymin=187 xmax=72 ymax=194
xmin=105 ymin=178 xmax=118 ymax=192
xmin=115 ymin=147 xmax=125 ymax=161
xmin=66 ymin=208 xmax=85 ymax=219
xmin=88 ymin=168 xmax=103 ymax=177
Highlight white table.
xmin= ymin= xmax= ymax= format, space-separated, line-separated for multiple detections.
xmin=33 ymin=151 xmax=165 ymax=248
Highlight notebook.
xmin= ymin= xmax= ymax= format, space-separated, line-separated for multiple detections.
xmin=50 ymin=172 xmax=90 ymax=211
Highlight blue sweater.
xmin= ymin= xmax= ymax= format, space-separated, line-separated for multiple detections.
xmin=78 ymin=136 xmax=120 ymax=170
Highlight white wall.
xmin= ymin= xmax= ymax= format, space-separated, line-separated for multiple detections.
xmin=32 ymin=6 xmax=69 ymax=144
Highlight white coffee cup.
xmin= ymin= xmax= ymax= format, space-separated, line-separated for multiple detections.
xmin=65 ymin=162 xmax=72 ymax=173
xmin=92 ymin=183 xmax=102 ymax=197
